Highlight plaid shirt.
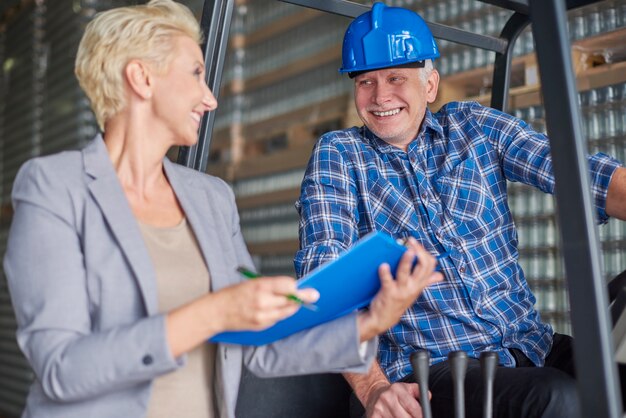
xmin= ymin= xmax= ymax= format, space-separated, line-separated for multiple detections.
xmin=295 ymin=101 xmax=620 ymax=382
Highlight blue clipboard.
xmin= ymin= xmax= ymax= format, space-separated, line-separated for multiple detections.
xmin=209 ymin=231 xmax=407 ymax=346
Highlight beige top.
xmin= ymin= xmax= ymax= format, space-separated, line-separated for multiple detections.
xmin=140 ymin=219 xmax=216 ymax=418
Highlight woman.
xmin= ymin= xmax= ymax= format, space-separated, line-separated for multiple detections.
xmin=3 ymin=1 xmax=442 ymax=417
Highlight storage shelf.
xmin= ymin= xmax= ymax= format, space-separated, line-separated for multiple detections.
xmin=236 ymin=187 xmax=300 ymax=210
xmin=247 ymin=238 xmax=299 ymax=256
xmin=434 ymin=26 xmax=626 ymax=110
xmin=242 ymin=7 xmax=321 ymax=47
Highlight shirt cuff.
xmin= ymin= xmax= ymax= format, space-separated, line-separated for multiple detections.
xmin=588 ymin=152 xmax=622 ymax=223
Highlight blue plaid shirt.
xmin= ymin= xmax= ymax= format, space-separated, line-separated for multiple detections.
xmin=295 ymin=101 xmax=620 ymax=383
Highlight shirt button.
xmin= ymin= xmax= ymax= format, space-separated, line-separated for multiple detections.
xmin=142 ymin=355 xmax=153 ymax=366
xmin=459 ymin=266 xmax=466 ymax=273
xmin=476 ymin=307 xmax=483 ymax=315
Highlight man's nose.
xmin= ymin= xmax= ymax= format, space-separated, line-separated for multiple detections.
xmin=372 ymin=83 xmax=392 ymax=105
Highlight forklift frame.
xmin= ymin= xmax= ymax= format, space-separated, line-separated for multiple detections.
xmin=179 ymin=1 xmax=623 ymax=416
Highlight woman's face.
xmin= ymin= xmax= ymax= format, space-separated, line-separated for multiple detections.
xmin=150 ymin=36 xmax=217 ymax=147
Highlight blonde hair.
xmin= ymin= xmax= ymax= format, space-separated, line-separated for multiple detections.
xmin=75 ymin=0 xmax=202 ymax=130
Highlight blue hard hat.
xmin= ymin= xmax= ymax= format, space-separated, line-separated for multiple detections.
xmin=339 ymin=2 xmax=439 ymax=75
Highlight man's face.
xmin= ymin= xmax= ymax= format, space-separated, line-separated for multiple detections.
xmin=354 ymin=66 xmax=439 ymax=151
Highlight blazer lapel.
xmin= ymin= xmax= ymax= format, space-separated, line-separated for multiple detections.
xmin=164 ymin=159 xmax=231 ymax=291
xmin=82 ymin=136 xmax=159 ymax=315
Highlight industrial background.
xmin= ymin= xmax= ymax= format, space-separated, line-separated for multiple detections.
xmin=0 ymin=0 xmax=624 ymax=416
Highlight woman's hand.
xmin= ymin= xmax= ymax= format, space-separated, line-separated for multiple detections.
xmin=357 ymin=237 xmax=443 ymax=342
xmin=207 ymin=277 xmax=319 ymax=332
xmin=165 ymin=276 xmax=319 ymax=357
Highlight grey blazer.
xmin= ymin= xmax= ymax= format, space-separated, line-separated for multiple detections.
xmin=3 ymin=136 xmax=375 ymax=418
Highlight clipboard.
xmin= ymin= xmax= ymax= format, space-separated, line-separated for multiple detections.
xmin=209 ymin=231 xmax=407 ymax=346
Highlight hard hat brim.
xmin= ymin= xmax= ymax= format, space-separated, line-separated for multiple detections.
xmin=339 ymin=54 xmax=439 ymax=75
xmin=342 ymin=58 xmax=433 ymax=78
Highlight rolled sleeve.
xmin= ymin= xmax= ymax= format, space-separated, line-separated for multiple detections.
xmin=588 ymin=152 xmax=622 ymax=223
xmin=295 ymin=135 xmax=359 ymax=277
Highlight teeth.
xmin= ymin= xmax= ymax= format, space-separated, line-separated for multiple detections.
xmin=372 ymin=108 xmax=400 ymax=117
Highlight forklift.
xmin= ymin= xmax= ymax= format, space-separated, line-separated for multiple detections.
xmin=182 ymin=1 xmax=624 ymax=416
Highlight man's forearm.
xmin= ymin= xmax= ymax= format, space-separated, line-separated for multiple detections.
xmin=344 ymin=360 xmax=390 ymax=408
xmin=606 ymin=167 xmax=626 ymax=220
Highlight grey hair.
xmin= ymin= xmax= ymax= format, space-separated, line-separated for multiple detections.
xmin=419 ymin=59 xmax=434 ymax=83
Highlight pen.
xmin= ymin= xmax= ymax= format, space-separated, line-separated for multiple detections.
xmin=236 ymin=267 xmax=318 ymax=311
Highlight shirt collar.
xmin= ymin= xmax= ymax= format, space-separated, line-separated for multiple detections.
xmin=361 ymin=108 xmax=444 ymax=154
xmin=423 ymin=107 xmax=444 ymax=137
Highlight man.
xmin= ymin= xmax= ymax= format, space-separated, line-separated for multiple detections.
xmin=295 ymin=3 xmax=626 ymax=418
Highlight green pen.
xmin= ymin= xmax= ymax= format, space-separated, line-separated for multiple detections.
xmin=236 ymin=266 xmax=318 ymax=311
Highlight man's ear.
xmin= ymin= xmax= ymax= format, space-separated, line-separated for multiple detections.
xmin=426 ymin=69 xmax=440 ymax=104
xmin=124 ymin=59 xmax=153 ymax=100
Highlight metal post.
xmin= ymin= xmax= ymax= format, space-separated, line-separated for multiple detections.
xmin=177 ymin=0 xmax=234 ymax=172
xmin=528 ymin=0 xmax=622 ymax=416
xmin=280 ymin=0 xmax=507 ymax=54
xmin=490 ymin=12 xmax=528 ymax=112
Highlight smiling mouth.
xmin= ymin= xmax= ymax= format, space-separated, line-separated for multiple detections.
xmin=371 ymin=108 xmax=401 ymax=117
xmin=191 ymin=111 xmax=202 ymax=123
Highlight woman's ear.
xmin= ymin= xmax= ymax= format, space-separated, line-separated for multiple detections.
xmin=125 ymin=59 xmax=153 ymax=100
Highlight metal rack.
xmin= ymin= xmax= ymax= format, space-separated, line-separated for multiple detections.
xmin=182 ymin=0 xmax=623 ymax=416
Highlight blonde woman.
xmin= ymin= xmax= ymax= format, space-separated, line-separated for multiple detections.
xmin=3 ymin=1 xmax=442 ymax=417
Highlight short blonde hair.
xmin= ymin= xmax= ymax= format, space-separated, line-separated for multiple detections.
xmin=75 ymin=0 xmax=202 ymax=130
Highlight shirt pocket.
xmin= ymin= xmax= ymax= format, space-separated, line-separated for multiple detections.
xmin=435 ymin=157 xmax=499 ymax=239
xmin=365 ymin=173 xmax=418 ymax=234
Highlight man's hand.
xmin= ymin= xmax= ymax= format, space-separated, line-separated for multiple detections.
xmin=366 ymin=382 xmax=426 ymax=418
xmin=345 ymin=359 xmax=429 ymax=418
xmin=358 ymin=237 xmax=443 ymax=341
